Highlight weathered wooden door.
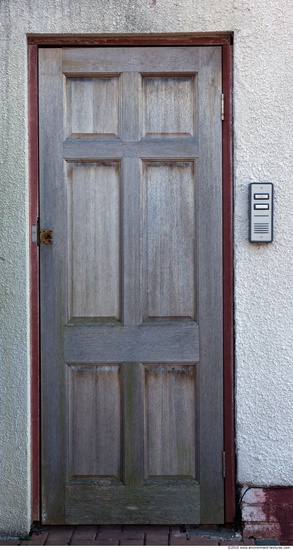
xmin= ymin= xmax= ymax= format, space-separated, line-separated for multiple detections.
xmin=39 ymin=46 xmax=223 ymax=525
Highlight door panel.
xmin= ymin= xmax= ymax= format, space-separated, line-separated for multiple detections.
xmin=39 ymin=46 xmax=223 ymax=524
xmin=69 ymin=365 xmax=122 ymax=479
xmin=68 ymin=162 xmax=121 ymax=320
xmin=66 ymin=76 xmax=120 ymax=138
xmin=144 ymin=365 xmax=197 ymax=479
xmin=142 ymin=161 xmax=196 ymax=320
xmin=142 ymin=75 xmax=196 ymax=138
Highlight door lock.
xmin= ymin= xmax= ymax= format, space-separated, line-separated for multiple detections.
xmin=39 ymin=230 xmax=53 ymax=244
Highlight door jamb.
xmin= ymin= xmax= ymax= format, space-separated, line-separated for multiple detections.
xmin=28 ymin=43 xmax=40 ymax=520
xmin=28 ymin=33 xmax=234 ymax=523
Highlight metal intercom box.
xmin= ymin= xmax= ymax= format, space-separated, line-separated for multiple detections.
xmin=249 ymin=183 xmax=273 ymax=243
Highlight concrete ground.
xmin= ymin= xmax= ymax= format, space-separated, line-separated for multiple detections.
xmin=0 ymin=524 xmax=258 ymax=546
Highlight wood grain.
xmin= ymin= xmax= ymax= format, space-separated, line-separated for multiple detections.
xmin=67 ymin=162 xmax=121 ymax=320
xmin=28 ymin=43 xmax=40 ymax=520
xmin=66 ymin=483 xmax=200 ymax=524
xmin=197 ymin=46 xmax=224 ymax=523
xmin=123 ymin=363 xmax=144 ymax=485
xmin=66 ymin=76 xmax=120 ymax=138
xmin=62 ymin=46 xmax=209 ymax=74
xmin=63 ymin=138 xmax=198 ymax=161
xmin=142 ymin=161 xmax=196 ymax=320
xmin=144 ymin=365 xmax=197 ymax=479
xmin=142 ymin=75 xmax=196 ymax=137
xmin=121 ymin=72 xmax=141 ymax=142
xmin=40 ymin=45 xmax=224 ymax=525
xmin=68 ymin=365 xmax=121 ymax=479
xmin=39 ymin=48 xmax=66 ymax=523
xmin=121 ymin=158 xmax=142 ymax=325
xmin=64 ymin=324 xmax=199 ymax=363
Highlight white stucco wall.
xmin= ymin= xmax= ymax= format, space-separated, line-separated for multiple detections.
xmin=1 ymin=0 xmax=293 ymax=535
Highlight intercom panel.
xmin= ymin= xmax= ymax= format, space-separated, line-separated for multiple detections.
xmin=249 ymin=183 xmax=273 ymax=243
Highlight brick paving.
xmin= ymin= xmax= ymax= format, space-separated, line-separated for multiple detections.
xmin=0 ymin=525 xmax=257 ymax=546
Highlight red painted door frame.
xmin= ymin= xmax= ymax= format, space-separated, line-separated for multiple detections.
xmin=28 ymin=34 xmax=234 ymax=523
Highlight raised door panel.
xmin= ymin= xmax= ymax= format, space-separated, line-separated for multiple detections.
xmin=66 ymin=162 xmax=121 ymax=320
xmin=68 ymin=365 xmax=121 ymax=479
xmin=144 ymin=365 xmax=197 ymax=479
xmin=142 ymin=161 xmax=196 ymax=320
xmin=66 ymin=76 xmax=120 ymax=138
xmin=142 ymin=75 xmax=196 ymax=138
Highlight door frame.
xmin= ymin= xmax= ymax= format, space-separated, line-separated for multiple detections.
xmin=28 ymin=33 xmax=234 ymax=524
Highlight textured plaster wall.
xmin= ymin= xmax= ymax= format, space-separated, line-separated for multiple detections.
xmin=0 ymin=0 xmax=293 ymax=534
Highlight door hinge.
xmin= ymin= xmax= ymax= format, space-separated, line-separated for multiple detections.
xmin=222 ymin=450 xmax=226 ymax=478
xmin=221 ymin=94 xmax=225 ymax=121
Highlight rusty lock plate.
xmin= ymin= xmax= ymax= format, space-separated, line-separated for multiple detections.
xmin=40 ymin=230 xmax=53 ymax=244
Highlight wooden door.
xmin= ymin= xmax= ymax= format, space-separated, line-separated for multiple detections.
xmin=39 ymin=46 xmax=223 ymax=525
